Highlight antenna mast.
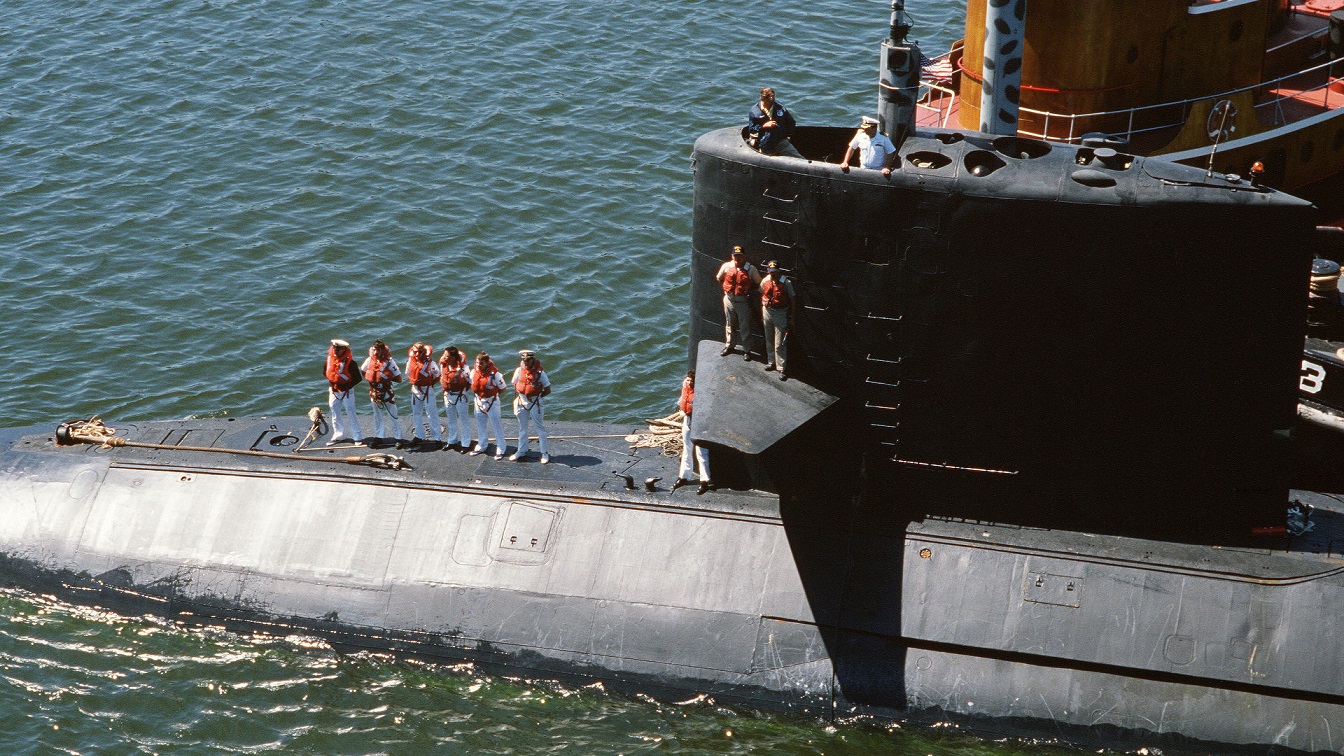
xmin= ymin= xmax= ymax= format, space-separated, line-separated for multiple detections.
xmin=877 ymin=0 xmax=921 ymax=147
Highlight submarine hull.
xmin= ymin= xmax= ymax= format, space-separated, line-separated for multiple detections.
xmin=0 ymin=419 xmax=840 ymax=713
xmin=6 ymin=416 xmax=1344 ymax=751
xmin=3 ymin=126 xmax=1344 ymax=751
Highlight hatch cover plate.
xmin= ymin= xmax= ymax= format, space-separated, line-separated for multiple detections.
xmin=1024 ymin=572 xmax=1084 ymax=608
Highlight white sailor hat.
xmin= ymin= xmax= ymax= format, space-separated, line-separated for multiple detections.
xmin=331 ymin=339 xmax=350 ymax=348
xmin=519 ymin=349 xmax=537 ymax=358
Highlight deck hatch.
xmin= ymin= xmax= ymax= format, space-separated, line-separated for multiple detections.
xmin=497 ymin=502 xmax=559 ymax=557
xmin=1023 ymin=572 xmax=1084 ymax=608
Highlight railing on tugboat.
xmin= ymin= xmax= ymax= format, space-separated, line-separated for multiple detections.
xmin=914 ymin=52 xmax=1343 ymax=146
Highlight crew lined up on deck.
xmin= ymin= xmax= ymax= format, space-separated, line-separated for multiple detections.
xmin=322 ymin=341 xmax=552 ymax=464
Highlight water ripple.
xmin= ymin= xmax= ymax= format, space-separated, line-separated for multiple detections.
xmin=2 ymin=0 xmax=967 ymax=428
xmin=0 ymin=588 xmax=1139 ymax=754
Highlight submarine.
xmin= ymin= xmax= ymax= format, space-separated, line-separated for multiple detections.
xmin=3 ymin=2 xmax=1344 ymax=751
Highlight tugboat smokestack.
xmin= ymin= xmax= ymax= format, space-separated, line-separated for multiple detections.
xmin=877 ymin=0 xmax=921 ymax=147
xmin=980 ymin=0 xmax=1026 ymax=135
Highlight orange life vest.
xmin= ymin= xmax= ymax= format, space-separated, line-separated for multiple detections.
xmin=408 ymin=354 xmax=436 ymax=387
xmin=364 ymin=357 xmax=386 ymax=386
xmin=679 ymin=377 xmax=694 ymax=416
xmin=514 ymin=361 xmax=546 ymax=397
xmin=721 ymin=265 xmax=752 ymax=296
xmin=365 ymin=357 xmax=396 ymax=402
xmin=472 ymin=362 xmax=501 ymax=398
xmin=440 ymin=355 xmax=469 ymax=392
xmin=365 ymin=363 xmax=392 ymax=403
xmin=325 ymin=347 xmax=359 ymax=392
xmin=761 ymin=276 xmax=791 ymax=308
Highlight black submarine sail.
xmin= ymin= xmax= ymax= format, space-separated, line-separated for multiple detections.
xmin=691 ymin=1 xmax=1311 ymax=544
xmin=3 ymin=2 xmax=1344 ymax=752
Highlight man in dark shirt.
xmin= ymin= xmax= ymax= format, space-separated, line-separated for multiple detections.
xmin=747 ymin=87 xmax=802 ymax=158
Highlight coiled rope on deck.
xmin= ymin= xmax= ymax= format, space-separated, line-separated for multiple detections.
xmin=625 ymin=411 xmax=684 ymax=458
xmin=55 ymin=416 xmax=412 ymax=471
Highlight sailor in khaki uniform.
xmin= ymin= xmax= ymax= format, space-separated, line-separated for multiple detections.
xmin=760 ymin=261 xmax=796 ymax=380
xmin=716 ymin=245 xmax=761 ymax=357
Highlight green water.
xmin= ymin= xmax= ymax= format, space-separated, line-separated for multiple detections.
xmin=0 ymin=588 xmax=1116 ymax=754
xmin=0 ymin=0 xmax=1183 ymax=752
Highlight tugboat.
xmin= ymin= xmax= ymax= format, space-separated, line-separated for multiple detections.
xmin=1297 ymin=227 xmax=1344 ymax=437
xmin=918 ymin=0 xmax=1344 ymax=212
xmin=0 ymin=3 xmax=1341 ymax=753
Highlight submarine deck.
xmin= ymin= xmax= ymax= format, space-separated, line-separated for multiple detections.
xmin=8 ymin=414 xmax=1344 ymax=582
xmin=2 ymin=416 xmax=780 ymax=523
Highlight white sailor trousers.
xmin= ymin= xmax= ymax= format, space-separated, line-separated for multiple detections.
xmin=442 ymin=390 xmax=472 ymax=446
xmin=328 ymin=388 xmax=363 ymax=442
xmin=409 ymin=385 xmax=442 ymax=441
xmin=473 ymin=396 xmax=507 ymax=454
xmin=514 ymin=396 xmax=548 ymax=454
xmin=370 ymin=395 xmax=401 ymax=439
xmin=678 ymin=414 xmax=710 ymax=482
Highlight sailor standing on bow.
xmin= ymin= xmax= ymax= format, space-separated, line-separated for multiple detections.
xmin=438 ymin=345 xmax=472 ymax=452
xmin=509 ymin=349 xmax=552 ymax=464
xmin=406 ymin=342 xmax=442 ymax=446
xmin=469 ymin=351 xmax=509 ymax=460
xmin=361 ymin=339 xmax=405 ymax=446
xmin=324 ymin=339 xmax=364 ymax=446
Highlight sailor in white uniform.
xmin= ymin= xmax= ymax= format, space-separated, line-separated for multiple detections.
xmin=324 ymin=339 xmax=364 ymax=445
xmin=406 ymin=342 xmax=442 ymax=445
xmin=509 ymin=349 xmax=552 ymax=464
xmin=360 ymin=339 xmax=404 ymax=444
xmin=468 ymin=351 xmax=509 ymax=460
xmin=438 ymin=345 xmax=473 ymax=451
